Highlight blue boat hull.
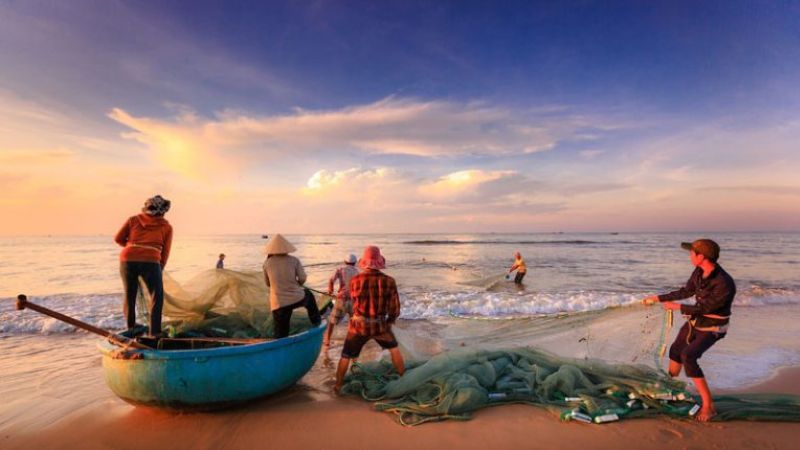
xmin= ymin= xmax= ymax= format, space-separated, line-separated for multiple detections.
xmin=97 ymin=323 xmax=325 ymax=409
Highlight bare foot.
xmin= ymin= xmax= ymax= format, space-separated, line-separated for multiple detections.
xmin=333 ymin=384 xmax=342 ymax=396
xmin=696 ymin=406 xmax=717 ymax=422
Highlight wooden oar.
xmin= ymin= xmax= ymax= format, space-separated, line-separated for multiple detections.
xmin=16 ymin=294 xmax=152 ymax=350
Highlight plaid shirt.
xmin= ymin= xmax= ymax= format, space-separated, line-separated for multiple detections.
xmin=348 ymin=269 xmax=401 ymax=336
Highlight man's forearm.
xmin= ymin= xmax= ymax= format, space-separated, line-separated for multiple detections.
xmin=658 ymin=288 xmax=693 ymax=301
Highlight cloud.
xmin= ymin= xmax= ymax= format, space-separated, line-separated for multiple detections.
xmin=300 ymin=166 xmax=589 ymax=219
xmin=579 ymin=149 xmax=605 ymax=159
xmin=420 ymin=170 xmax=534 ymax=202
xmin=0 ymin=90 xmax=72 ymax=137
xmin=108 ymin=97 xmax=629 ymax=177
xmin=553 ymin=182 xmax=629 ymax=197
xmin=305 ymin=167 xmax=397 ymax=191
xmin=703 ymin=185 xmax=800 ymax=197
xmin=288 ymin=166 xmax=572 ymax=232
xmin=0 ymin=90 xmax=141 ymax=162
xmin=0 ymin=148 xmax=75 ymax=165
xmin=624 ymin=119 xmax=800 ymax=187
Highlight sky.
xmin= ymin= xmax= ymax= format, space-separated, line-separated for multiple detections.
xmin=1 ymin=0 xmax=799 ymax=235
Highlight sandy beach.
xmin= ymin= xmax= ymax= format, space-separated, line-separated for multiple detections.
xmin=4 ymin=367 xmax=800 ymax=450
xmin=2 ymin=330 xmax=799 ymax=450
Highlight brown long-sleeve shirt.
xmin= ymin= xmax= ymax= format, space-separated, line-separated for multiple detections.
xmin=658 ymin=265 xmax=736 ymax=328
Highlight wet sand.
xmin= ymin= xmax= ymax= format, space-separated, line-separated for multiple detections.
xmin=2 ymin=333 xmax=799 ymax=450
xmin=3 ymin=365 xmax=799 ymax=450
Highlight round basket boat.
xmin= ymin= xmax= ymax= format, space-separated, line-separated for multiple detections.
xmin=97 ymin=323 xmax=325 ymax=410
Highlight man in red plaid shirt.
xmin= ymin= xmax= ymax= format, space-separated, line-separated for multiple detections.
xmin=334 ymin=245 xmax=405 ymax=393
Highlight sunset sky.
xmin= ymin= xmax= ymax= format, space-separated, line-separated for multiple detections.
xmin=2 ymin=0 xmax=799 ymax=235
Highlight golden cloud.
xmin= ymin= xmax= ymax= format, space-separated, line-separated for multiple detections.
xmin=108 ymin=97 xmax=623 ymax=177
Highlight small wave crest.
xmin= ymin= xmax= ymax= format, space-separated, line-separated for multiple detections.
xmin=403 ymin=239 xmax=630 ymax=246
xmin=401 ymin=290 xmax=644 ymax=319
xmin=0 ymin=293 xmax=123 ymax=335
xmin=400 ymin=285 xmax=800 ymax=319
xmin=3 ymin=285 xmax=798 ymax=335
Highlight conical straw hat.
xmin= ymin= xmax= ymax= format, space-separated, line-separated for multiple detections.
xmin=263 ymin=233 xmax=297 ymax=254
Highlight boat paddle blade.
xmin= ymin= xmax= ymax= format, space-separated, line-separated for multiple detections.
xmin=16 ymin=294 xmax=28 ymax=311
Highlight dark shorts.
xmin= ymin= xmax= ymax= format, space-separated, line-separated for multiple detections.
xmin=341 ymin=330 xmax=398 ymax=359
xmin=514 ymin=271 xmax=526 ymax=284
xmin=669 ymin=321 xmax=726 ymax=378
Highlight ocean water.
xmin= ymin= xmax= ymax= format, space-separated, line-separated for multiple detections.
xmin=1 ymin=232 xmax=799 ymax=392
xmin=1 ymin=232 xmax=798 ymax=332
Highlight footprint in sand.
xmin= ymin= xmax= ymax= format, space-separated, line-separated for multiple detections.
xmin=658 ymin=427 xmax=685 ymax=440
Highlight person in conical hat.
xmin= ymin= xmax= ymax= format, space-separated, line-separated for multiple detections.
xmin=334 ymin=245 xmax=404 ymax=393
xmin=262 ymin=234 xmax=320 ymax=338
xmin=263 ymin=233 xmax=297 ymax=255
xmin=323 ymin=253 xmax=360 ymax=351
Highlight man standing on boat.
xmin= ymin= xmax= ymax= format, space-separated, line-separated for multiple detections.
xmin=323 ymin=253 xmax=360 ymax=350
xmin=642 ymin=238 xmax=736 ymax=422
xmin=334 ymin=246 xmax=405 ymax=393
xmin=114 ymin=195 xmax=173 ymax=337
xmin=508 ymin=251 xmax=527 ymax=284
xmin=263 ymin=234 xmax=321 ymax=338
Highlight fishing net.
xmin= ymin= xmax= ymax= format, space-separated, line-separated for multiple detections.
xmin=341 ymin=312 xmax=800 ymax=425
xmin=137 ymin=269 xmax=328 ymax=339
xmin=457 ymin=272 xmax=508 ymax=290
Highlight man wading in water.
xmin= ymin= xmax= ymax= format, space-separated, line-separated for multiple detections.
xmin=508 ymin=251 xmax=527 ymax=284
xmin=642 ymin=239 xmax=736 ymax=422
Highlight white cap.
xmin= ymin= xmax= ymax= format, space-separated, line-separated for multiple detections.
xmin=345 ymin=253 xmax=357 ymax=264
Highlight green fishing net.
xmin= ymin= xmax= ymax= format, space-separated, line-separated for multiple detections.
xmin=137 ymin=269 xmax=327 ymax=338
xmin=341 ymin=330 xmax=800 ymax=425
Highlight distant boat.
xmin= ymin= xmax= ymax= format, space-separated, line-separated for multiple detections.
xmin=261 ymin=234 xmax=269 ymax=239
xmin=610 ymin=232 xmax=619 ymax=235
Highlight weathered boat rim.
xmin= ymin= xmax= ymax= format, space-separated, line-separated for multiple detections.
xmin=97 ymin=321 xmax=326 ymax=360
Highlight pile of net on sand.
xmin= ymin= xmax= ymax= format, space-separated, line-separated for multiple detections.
xmin=340 ymin=346 xmax=800 ymax=426
xmin=138 ymin=269 xmax=327 ymax=339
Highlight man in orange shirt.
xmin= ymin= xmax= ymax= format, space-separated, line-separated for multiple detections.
xmin=114 ymin=195 xmax=173 ymax=337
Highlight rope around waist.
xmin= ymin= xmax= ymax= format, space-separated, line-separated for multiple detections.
xmin=126 ymin=243 xmax=163 ymax=252
xmin=688 ymin=313 xmax=731 ymax=333
xmin=351 ymin=315 xmax=389 ymax=324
